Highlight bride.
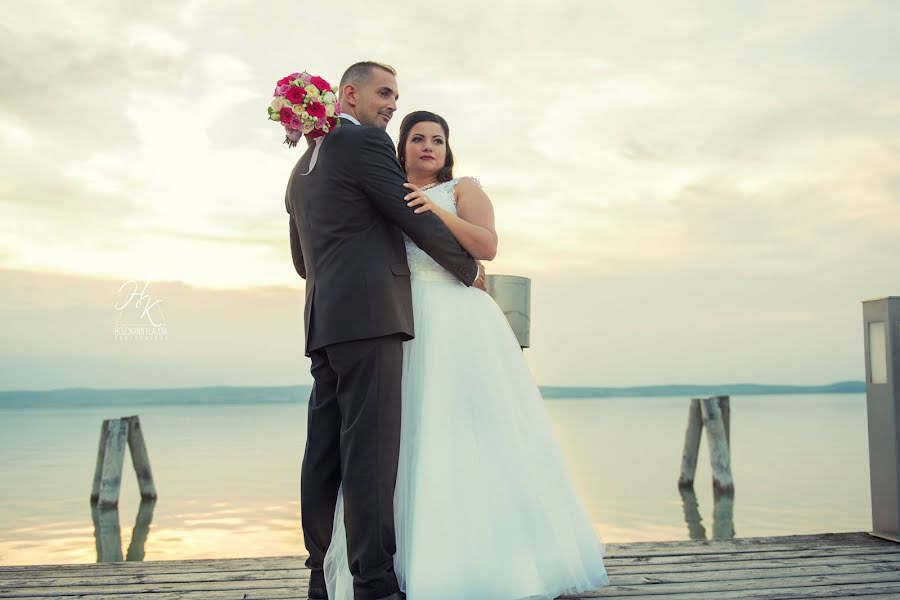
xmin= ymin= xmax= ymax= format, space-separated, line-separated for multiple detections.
xmin=324 ymin=110 xmax=608 ymax=600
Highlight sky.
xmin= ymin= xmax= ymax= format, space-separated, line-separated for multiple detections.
xmin=1 ymin=0 xmax=898 ymax=390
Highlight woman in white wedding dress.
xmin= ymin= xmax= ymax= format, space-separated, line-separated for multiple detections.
xmin=324 ymin=111 xmax=608 ymax=600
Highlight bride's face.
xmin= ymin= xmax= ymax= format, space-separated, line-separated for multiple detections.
xmin=405 ymin=121 xmax=447 ymax=176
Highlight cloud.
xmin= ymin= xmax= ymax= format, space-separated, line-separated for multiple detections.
xmin=0 ymin=0 xmax=898 ymax=387
xmin=0 ymin=268 xmax=310 ymax=390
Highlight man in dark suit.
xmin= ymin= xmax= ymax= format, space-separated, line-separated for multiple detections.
xmin=285 ymin=62 xmax=482 ymax=600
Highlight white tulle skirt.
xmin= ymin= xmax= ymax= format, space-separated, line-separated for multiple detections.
xmin=324 ymin=272 xmax=608 ymax=600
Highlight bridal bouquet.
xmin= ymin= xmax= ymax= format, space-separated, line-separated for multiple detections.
xmin=268 ymin=71 xmax=341 ymax=147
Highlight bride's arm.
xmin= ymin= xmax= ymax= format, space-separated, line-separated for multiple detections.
xmin=406 ymin=178 xmax=498 ymax=261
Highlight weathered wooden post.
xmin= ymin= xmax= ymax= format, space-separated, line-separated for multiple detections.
xmin=91 ymin=415 xmax=157 ymax=508
xmin=678 ymin=399 xmax=703 ymax=488
xmin=679 ymin=395 xmax=734 ymax=494
xmin=701 ymin=396 xmax=734 ymax=495
xmin=485 ymin=274 xmax=531 ymax=349
xmin=863 ymin=296 xmax=900 ymax=542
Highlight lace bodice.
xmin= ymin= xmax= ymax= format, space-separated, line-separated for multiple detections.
xmin=404 ymin=178 xmax=465 ymax=280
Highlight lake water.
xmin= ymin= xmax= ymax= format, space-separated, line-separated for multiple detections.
xmin=0 ymin=393 xmax=871 ymax=566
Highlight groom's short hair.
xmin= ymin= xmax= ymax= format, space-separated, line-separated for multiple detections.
xmin=339 ymin=62 xmax=397 ymax=98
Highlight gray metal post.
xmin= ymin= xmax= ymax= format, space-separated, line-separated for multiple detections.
xmin=863 ymin=296 xmax=900 ymax=542
xmin=485 ymin=274 xmax=531 ymax=349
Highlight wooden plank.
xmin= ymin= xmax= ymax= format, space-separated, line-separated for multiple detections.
xmin=7 ymin=560 xmax=900 ymax=594
xmin=610 ymin=552 xmax=900 ymax=574
xmin=0 ymin=589 xmax=309 ymax=600
xmin=574 ymin=571 xmax=900 ymax=597
xmin=8 ymin=551 xmax=900 ymax=591
xmin=605 ymin=531 xmax=878 ymax=548
xmin=3 ymin=532 xmax=899 ymax=600
xmin=0 ymin=577 xmax=310 ymax=597
xmin=2 ymin=533 xmax=895 ymax=578
xmin=0 ymin=585 xmax=309 ymax=600
xmin=570 ymin=581 xmax=900 ymax=599
xmin=3 ymin=534 xmax=896 ymax=581
xmin=7 ymin=551 xmax=900 ymax=587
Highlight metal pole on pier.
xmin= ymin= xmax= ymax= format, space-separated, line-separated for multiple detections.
xmin=486 ymin=274 xmax=531 ymax=349
xmin=862 ymin=296 xmax=900 ymax=542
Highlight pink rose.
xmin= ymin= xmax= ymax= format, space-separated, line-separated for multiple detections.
xmin=307 ymin=101 xmax=326 ymax=119
xmin=309 ymin=75 xmax=331 ymax=92
xmin=277 ymin=72 xmax=300 ymax=86
xmin=316 ymin=117 xmax=327 ymax=128
xmin=279 ymin=107 xmax=294 ymax=124
xmin=285 ymin=86 xmax=306 ymax=104
xmin=290 ymin=115 xmax=302 ymax=129
xmin=334 ymin=101 xmax=342 ymax=115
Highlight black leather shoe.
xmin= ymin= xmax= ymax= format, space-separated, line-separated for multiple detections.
xmin=307 ymin=586 xmax=328 ymax=600
xmin=307 ymin=568 xmax=328 ymax=600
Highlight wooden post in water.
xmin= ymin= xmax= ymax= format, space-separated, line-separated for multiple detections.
xmin=126 ymin=416 xmax=157 ymax=500
xmin=678 ymin=396 xmax=734 ymax=494
xmin=701 ymin=396 xmax=735 ymax=495
xmin=717 ymin=395 xmax=731 ymax=449
xmin=91 ymin=415 xmax=157 ymax=508
xmin=678 ymin=399 xmax=703 ymax=488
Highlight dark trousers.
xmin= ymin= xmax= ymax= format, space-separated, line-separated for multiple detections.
xmin=301 ymin=334 xmax=403 ymax=600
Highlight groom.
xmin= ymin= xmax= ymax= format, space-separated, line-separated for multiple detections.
xmin=285 ymin=61 xmax=481 ymax=600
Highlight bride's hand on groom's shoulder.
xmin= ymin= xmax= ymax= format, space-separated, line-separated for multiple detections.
xmin=403 ymin=183 xmax=439 ymax=216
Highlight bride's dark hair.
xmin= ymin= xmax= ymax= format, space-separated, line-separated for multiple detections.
xmin=397 ymin=111 xmax=455 ymax=183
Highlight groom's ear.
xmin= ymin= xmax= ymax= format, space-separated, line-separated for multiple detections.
xmin=340 ymin=84 xmax=357 ymax=109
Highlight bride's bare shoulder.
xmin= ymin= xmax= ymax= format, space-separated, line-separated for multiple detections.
xmin=456 ymin=176 xmax=482 ymax=189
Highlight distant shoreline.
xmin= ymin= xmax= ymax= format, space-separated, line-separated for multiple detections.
xmin=0 ymin=381 xmax=865 ymax=408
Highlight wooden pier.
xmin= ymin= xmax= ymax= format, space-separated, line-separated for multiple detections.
xmin=1 ymin=532 xmax=899 ymax=599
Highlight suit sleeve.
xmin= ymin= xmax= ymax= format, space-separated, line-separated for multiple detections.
xmin=357 ymin=128 xmax=478 ymax=286
xmin=286 ymin=197 xmax=306 ymax=279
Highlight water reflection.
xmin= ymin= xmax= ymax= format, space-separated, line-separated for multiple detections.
xmin=679 ymin=487 xmax=735 ymax=540
xmin=712 ymin=491 xmax=735 ymax=539
xmin=679 ymin=487 xmax=707 ymax=540
xmin=90 ymin=498 xmax=156 ymax=562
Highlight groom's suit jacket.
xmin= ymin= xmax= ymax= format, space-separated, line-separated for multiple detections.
xmin=286 ymin=118 xmax=478 ymax=355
